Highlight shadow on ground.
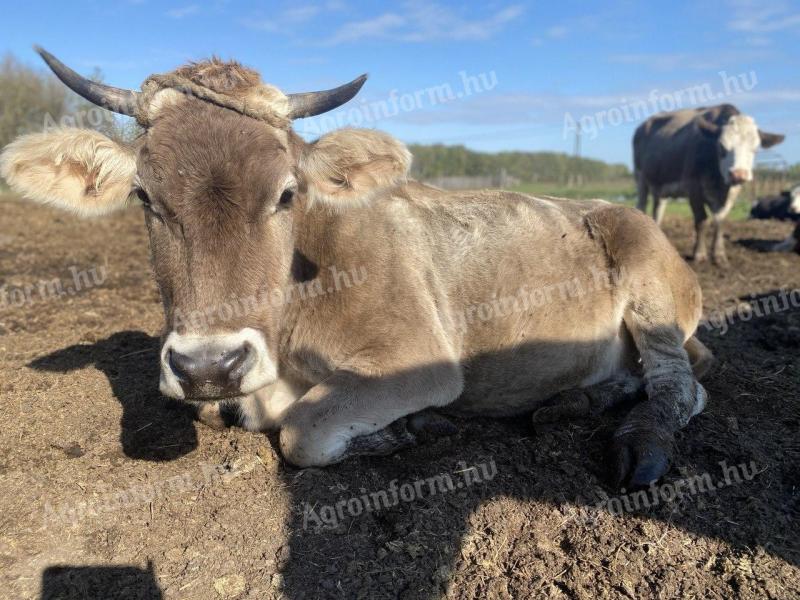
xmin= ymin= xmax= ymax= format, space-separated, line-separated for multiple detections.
xmin=41 ymin=562 xmax=162 ymax=600
xmin=29 ymin=298 xmax=800 ymax=597
xmin=29 ymin=331 xmax=197 ymax=461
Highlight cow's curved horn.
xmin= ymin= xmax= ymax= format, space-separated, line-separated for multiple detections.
xmin=34 ymin=45 xmax=140 ymax=116
xmin=287 ymin=74 xmax=368 ymax=119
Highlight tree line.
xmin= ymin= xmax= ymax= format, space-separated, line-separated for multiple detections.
xmin=409 ymin=144 xmax=631 ymax=184
xmin=0 ymin=51 xmax=795 ymax=188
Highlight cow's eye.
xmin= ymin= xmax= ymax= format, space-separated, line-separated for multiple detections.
xmin=278 ymin=188 xmax=295 ymax=208
xmin=135 ymin=187 xmax=167 ymax=223
xmin=135 ymin=187 xmax=151 ymax=207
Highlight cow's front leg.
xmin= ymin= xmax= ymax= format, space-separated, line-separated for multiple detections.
xmin=342 ymin=411 xmax=458 ymax=458
xmin=532 ymin=372 xmax=644 ymax=424
xmin=652 ymin=192 xmax=667 ymax=227
xmin=689 ymin=191 xmax=709 ymax=262
xmin=710 ymin=187 xmax=738 ymax=267
xmin=279 ymin=364 xmax=463 ymax=467
xmin=710 ymin=220 xmax=728 ymax=267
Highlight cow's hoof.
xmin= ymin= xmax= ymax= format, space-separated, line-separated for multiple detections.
xmin=712 ymin=255 xmax=729 ymax=268
xmin=532 ymin=388 xmax=593 ymax=424
xmin=531 ymin=405 xmax=562 ymax=424
xmin=612 ymin=430 xmax=673 ymax=489
xmin=691 ymin=253 xmax=708 ymax=264
xmin=407 ymin=411 xmax=458 ymax=441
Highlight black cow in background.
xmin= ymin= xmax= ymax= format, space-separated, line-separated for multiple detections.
xmin=750 ymin=184 xmax=800 ymax=222
xmin=634 ymin=104 xmax=785 ymax=266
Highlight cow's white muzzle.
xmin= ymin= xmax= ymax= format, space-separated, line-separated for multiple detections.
xmin=159 ymin=328 xmax=277 ymax=400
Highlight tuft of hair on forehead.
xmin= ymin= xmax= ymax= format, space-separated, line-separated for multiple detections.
xmin=138 ymin=58 xmax=290 ymax=128
xmin=170 ymin=57 xmax=264 ymax=96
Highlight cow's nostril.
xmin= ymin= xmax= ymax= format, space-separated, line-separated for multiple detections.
xmin=168 ymin=349 xmax=196 ymax=382
xmin=219 ymin=344 xmax=251 ymax=377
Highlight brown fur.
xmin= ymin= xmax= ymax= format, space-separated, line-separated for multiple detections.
xmin=1 ymin=60 xmax=711 ymax=484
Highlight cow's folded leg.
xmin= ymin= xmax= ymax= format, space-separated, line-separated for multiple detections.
xmin=344 ymin=417 xmax=417 ymax=457
xmin=279 ymin=364 xmax=463 ymax=467
xmin=339 ymin=411 xmax=458 ymax=459
xmin=532 ymin=373 xmax=644 ymax=424
xmin=614 ymin=315 xmax=706 ymax=489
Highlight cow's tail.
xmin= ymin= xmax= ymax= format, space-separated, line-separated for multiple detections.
xmin=684 ymin=336 xmax=714 ymax=381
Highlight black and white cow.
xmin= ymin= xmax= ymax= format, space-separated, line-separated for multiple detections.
xmin=750 ymin=184 xmax=800 ymax=222
xmin=634 ymin=104 xmax=785 ymax=266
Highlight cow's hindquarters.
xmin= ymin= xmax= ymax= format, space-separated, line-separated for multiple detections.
xmin=585 ymin=206 xmax=707 ymax=487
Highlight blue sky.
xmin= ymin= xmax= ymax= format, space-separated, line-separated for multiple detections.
xmin=3 ymin=0 xmax=799 ymax=166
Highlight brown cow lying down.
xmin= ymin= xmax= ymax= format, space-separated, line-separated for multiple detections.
xmin=0 ymin=48 xmax=714 ymax=488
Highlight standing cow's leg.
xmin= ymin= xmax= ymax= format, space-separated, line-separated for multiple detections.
xmin=652 ymin=192 xmax=667 ymax=227
xmin=709 ymin=186 xmax=740 ymax=267
xmin=279 ymin=361 xmax=464 ymax=467
xmin=689 ymin=191 xmax=709 ymax=262
xmin=635 ymin=174 xmax=649 ymax=214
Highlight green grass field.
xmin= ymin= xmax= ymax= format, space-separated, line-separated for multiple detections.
xmin=510 ymin=179 xmax=754 ymax=221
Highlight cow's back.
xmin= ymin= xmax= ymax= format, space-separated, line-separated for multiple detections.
xmin=634 ymin=108 xmax=710 ymax=188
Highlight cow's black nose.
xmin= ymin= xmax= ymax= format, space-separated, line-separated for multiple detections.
xmin=168 ymin=344 xmax=252 ymax=397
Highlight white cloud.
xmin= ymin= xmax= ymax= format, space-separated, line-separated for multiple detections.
xmin=243 ymin=3 xmax=344 ymax=32
xmin=726 ymin=0 xmax=800 ymax=34
xmin=166 ymin=4 xmax=199 ymax=19
xmin=608 ymin=47 xmax=773 ymax=72
xmin=545 ymin=25 xmax=569 ymax=39
xmin=323 ymin=3 xmax=524 ymax=45
xmin=610 ymin=53 xmax=692 ymax=71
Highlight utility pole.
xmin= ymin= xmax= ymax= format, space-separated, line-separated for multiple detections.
xmin=573 ymin=122 xmax=582 ymax=158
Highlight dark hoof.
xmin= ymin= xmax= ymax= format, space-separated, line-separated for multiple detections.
xmin=532 ymin=389 xmax=591 ymax=424
xmin=407 ymin=411 xmax=458 ymax=442
xmin=612 ymin=431 xmax=673 ymax=489
xmin=531 ymin=405 xmax=562 ymax=424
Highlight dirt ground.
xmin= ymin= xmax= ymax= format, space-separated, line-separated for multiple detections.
xmin=1 ymin=195 xmax=798 ymax=600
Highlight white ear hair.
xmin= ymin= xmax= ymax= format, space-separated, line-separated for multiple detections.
xmin=1 ymin=128 xmax=136 ymax=217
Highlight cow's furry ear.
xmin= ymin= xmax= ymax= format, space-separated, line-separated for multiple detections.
xmin=759 ymin=130 xmax=785 ymax=149
xmin=0 ymin=128 xmax=136 ymax=217
xmin=300 ymin=128 xmax=411 ymax=208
